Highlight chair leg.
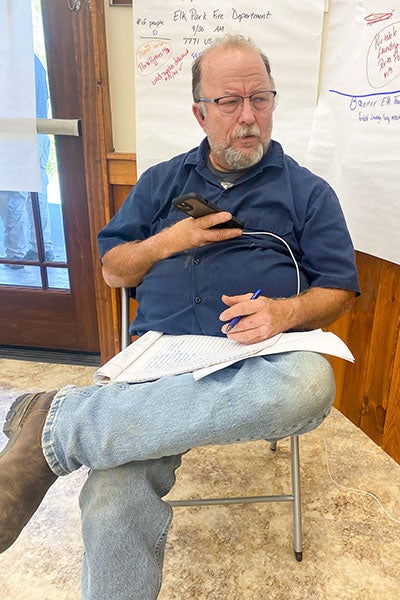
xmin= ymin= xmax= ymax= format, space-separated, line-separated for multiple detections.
xmin=291 ymin=435 xmax=303 ymax=561
xmin=270 ymin=441 xmax=277 ymax=452
xmin=121 ymin=288 xmax=131 ymax=350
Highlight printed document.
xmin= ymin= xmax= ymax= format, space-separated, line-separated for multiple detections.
xmin=94 ymin=329 xmax=354 ymax=385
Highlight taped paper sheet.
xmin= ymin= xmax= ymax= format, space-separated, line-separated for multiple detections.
xmin=304 ymin=1 xmax=400 ymax=265
xmin=0 ymin=0 xmax=40 ymax=192
xmin=133 ymin=0 xmax=325 ymax=175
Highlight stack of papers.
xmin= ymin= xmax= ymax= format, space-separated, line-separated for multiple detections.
xmin=94 ymin=329 xmax=354 ymax=385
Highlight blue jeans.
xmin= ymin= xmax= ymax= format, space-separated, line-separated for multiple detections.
xmin=0 ymin=190 xmax=27 ymax=259
xmin=42 ymin=352 xmax=335 ymax=599
xmin=26 ymin=134 xmax=53 ymax=253
xmin=0 ymin=135 xmax=52 ymax=258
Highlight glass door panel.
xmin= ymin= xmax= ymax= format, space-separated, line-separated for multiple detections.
xmin=0 ymin=0 xmax=100 ymax=353
xmin=0 ymin=145 xmax=69 ymax=289
xmin=0 ymin=3 xmax=68 ymax=289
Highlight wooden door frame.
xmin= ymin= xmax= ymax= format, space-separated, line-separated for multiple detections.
xmin=65 ymin=0 xmax=120 ymax=361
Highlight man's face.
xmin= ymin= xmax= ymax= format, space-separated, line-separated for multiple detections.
xmin=192 ymin=46 xmax=275 ymax=172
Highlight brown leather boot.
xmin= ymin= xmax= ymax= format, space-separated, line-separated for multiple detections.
xmin=0 ymin=391 xmax=58 ymax=553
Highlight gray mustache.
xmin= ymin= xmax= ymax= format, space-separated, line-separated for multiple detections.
xmin=232 ymin=127 xmax=261 ymax=139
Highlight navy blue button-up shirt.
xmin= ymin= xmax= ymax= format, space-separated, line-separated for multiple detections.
xmin=98 ymin=139 xmax=360 ymax=337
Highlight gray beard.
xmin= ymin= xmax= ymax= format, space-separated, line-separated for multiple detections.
xmin=220 ymin=144 xmax=264 ymax=169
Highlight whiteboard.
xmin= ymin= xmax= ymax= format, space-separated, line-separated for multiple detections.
xmin=133 ymin=0 xmax=325 ymax=175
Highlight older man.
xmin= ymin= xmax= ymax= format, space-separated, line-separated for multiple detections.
xmin=0 ymin=35 xmax=359 ymax=599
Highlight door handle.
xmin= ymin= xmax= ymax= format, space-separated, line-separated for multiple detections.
xmin=36 ymin=118 xmax=81 ymax=136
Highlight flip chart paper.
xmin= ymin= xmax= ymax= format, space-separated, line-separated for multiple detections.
xmin=305 ymin=1 xmax=400 ymax=265
xmin=133 ymin=0 xmax=325 ymax=175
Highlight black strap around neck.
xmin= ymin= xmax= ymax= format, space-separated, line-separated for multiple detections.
xmin=207 ymin=157 xmax=249 ymax=188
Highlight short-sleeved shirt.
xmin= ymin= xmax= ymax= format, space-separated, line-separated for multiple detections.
xmin=98 ymin=139 xmax=360 ymax=337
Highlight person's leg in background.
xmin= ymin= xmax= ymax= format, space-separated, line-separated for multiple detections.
xmin=0 ymin=190 xmax=28 ymax=268
xmin=25 ymin=134 xmax=54 ymax=261
xmin=80 ymin=455 xmax=182 ymax=600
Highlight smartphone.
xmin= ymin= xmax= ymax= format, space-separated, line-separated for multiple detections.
xmin=173 ymin=193 xmax=244 ymax=229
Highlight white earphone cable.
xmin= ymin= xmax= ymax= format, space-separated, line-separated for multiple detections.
xmin=243 ymin=230 xmax=400 ymax=524
xmin=242 ymin=230 xmax=301 ymax=296
xmin=322 ymin=423 xmax=400 ymax=524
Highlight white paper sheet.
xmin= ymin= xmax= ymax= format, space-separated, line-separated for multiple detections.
xmin=0 ymin=0 xmax=41 ymax=192
xmin=193 ymin=329 xmax=354 ymax=379
xmin=304 ymin=1 xmax=400 ymax=265
xmin=94 ymin=331 xmax=282 ymax=383
xmin=133 ymin=0 xmax=325 ymax=175
xmin=94 ymin=329 xmax=354 ymax=384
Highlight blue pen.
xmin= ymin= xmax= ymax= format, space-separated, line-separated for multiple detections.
xmin=225 ymin=289 xmax=262 ymax=332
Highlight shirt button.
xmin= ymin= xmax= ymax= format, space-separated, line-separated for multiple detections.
xmin=193 ymin=258 xmax=201 ymax=265
xmin=194 ymin=297 xmax=202 ymax=304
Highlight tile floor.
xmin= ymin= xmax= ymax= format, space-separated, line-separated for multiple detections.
xmin=0 ymin=358 xmax=399 ymax=599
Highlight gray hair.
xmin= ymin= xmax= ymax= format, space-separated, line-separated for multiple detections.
xmin=192 ymin=34 xmax=274 ymax=103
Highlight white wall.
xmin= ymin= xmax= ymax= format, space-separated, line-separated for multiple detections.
xmin=103 ymin=1 xmax=135 ymax=152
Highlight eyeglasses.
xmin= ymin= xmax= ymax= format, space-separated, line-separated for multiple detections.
xmin=196 ymin=90 xmax=277 ymax=115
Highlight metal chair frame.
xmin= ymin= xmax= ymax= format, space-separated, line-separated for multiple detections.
xmin=121 ymin=287 xmax=303 ymax=561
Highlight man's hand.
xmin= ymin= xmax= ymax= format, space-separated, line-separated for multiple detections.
xmin=219 ymin=288 xmax=356 ymax=345
xmin=171 ymin=211 xmax=243 ymax=250
xmin=102 ymin=212 xmax=242 ymax=289
xmin=220 ymin=292 xmax=289 ymax=344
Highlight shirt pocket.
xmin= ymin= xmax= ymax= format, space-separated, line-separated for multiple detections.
xmin=242 ymin=214 xmax=301 ymax=260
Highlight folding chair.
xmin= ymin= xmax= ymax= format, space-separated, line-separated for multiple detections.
xmin=121 ymin=287 xmax=303 ymax=561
